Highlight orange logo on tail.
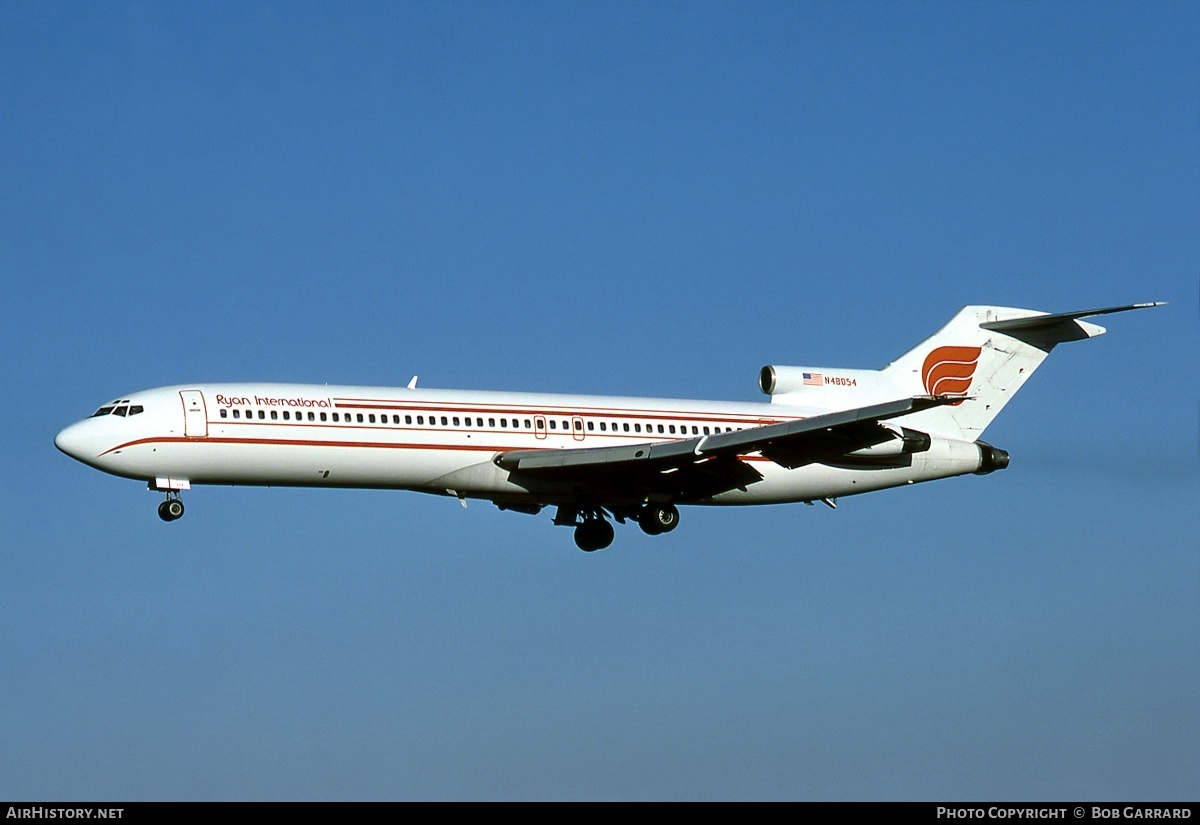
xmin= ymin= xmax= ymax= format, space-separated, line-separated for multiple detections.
xmin=922 ymin=346 xmax=982 ymax=403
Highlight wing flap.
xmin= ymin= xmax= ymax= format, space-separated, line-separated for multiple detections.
xmin=495 ymin=435 xmax=700 ymax=472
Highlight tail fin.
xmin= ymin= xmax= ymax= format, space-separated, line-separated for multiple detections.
xmin=761 ymin=303 xmax=1162 ymax=440
xmin=883 ymin=303 xmax=1163 ymax=439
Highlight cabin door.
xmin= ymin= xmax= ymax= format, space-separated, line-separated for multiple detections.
xmin=180 ymin=390 xmax=208 ymax=438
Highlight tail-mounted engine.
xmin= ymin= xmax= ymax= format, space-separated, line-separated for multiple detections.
xmin=759 ymin=364 xmax=886 ymax=402
xmin=974 ymin=441 xmax=1011 ymax=475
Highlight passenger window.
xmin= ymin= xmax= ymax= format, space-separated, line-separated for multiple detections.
xmin=599 ymin=422 xmax=606 ymax=431
xmin=549 ymin=420 xmax=556 ymax=430
xmin=416 ymin=415 xmax=424 ymax=425
xmin=703 ymin=426 xmax=710 ymax=434
xmin=405 ymin=415 xmax=412 ymax=424
xmin=441 ymin=416 xmax=448 ymax=426
xmin=634 ymin=423 xmax=641 ymax=432
xmin=283 ymin=411 xmax=290 ymax=420
xmin=257 ymin=410 xmax=264 ymax=420
xmin=220 ymin=409 xmax=228 ymax=419
xmin=488 ymin=418 xmax=496 ymax=427
xmin=233 ymin=410 xmax=241 ymax=419
xmin=525 ymin=419 xmax=532 ymax=429
xmin=369 ymin=414 xmax=376 ymax=423
xmin=393 ymin=415 xmax=400 ymax=424
xmin=320 ymin=412 xmax=327 ymax=422
xmin=657 ymin=424 xmax=664 ymax=434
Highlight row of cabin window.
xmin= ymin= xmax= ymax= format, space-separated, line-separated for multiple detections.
xmin=218 ymin=406 xmax=744 ymax=435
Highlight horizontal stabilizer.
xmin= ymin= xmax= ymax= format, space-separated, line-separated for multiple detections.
xmin=980 ymin=302 xmax=1165 ymax=342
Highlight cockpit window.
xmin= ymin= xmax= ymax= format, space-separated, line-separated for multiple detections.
xmin=90 ymin=403 xmax=144 ymax=417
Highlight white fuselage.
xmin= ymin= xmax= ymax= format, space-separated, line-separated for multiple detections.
xmin=55 ymin=382 xmax=988 ymax=508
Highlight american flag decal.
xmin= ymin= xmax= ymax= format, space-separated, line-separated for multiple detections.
xmin=802 ymin=372 xmax=823 ymax=386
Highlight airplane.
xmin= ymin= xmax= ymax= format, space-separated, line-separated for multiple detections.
xmin=55 ymin=302 xmax=1161 ymax=551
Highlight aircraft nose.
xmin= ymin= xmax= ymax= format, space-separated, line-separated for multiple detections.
xmin=55 ymin=421 xmax=93 ymax=461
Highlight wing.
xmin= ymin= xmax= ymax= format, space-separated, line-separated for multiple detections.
xmin=495 ymin=395 xmax=955 ymax=501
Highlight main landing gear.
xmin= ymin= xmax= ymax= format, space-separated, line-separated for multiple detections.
xmin=559 ymin=503 xmax=681 ymax=551
xmin=574 ymin=517 xmax=615 ymax=552
xmin=637 ymin=503 xmax=679 ymax=536
xmin=157 ymin=492 xmax=185 ymax=522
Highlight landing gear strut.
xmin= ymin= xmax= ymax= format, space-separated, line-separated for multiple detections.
xmin=157 ymin=493 xmax=184 ymax=522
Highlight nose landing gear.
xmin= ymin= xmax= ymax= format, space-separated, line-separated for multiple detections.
xmin=157 ymin=493 xmax=185 ymax=522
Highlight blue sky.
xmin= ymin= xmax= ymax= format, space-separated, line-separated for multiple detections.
xmin=2 ymin=1 xmax=1196 ymax=801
